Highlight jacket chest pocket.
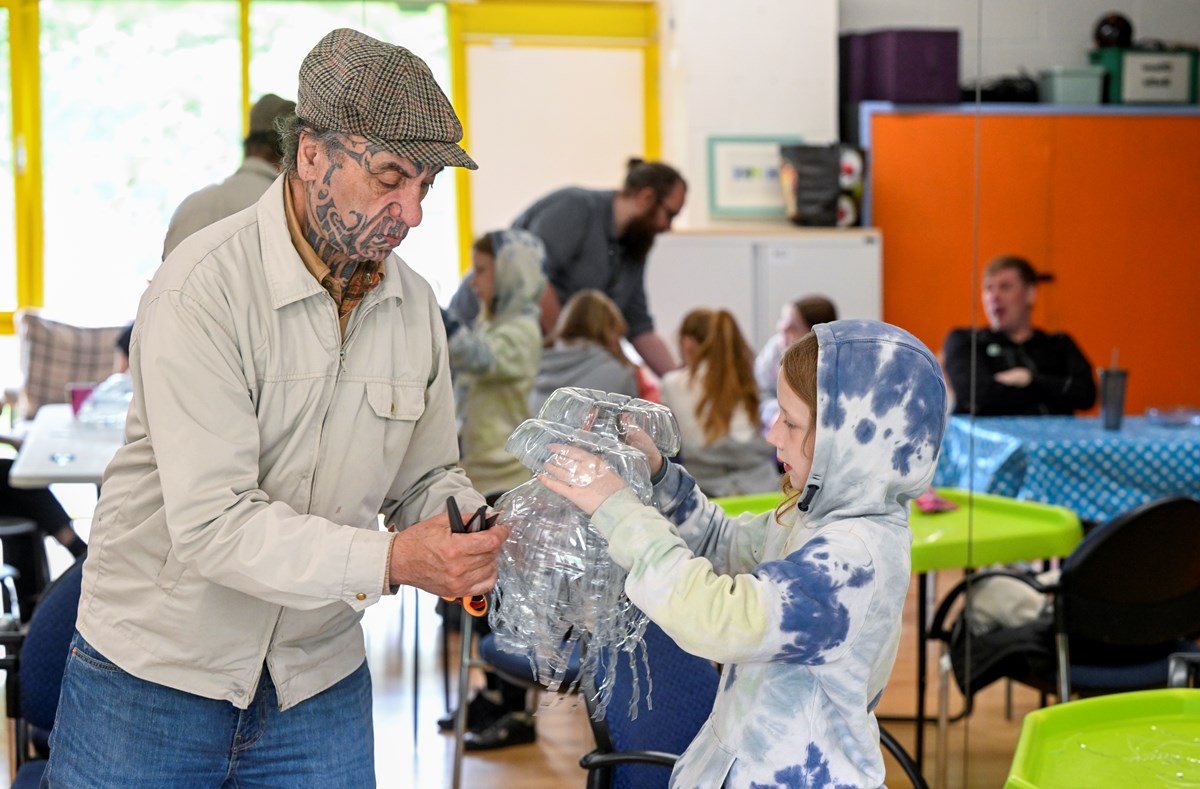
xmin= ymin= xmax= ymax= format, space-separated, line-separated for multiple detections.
xmin=367 ymin=381 xmax=426 ymax=421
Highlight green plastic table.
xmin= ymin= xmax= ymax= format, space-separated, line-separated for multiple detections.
xmin=714 ymin=492 xmax=785 ymax=517
xmin=716 ymin=488 xmax=1082 ymax=571
xmin=713 ymin=488 xmax=1084 ymax=769
xmin=908 ymin=488 xmax=1082 ymax=574
xmin=1006 ymin=688 xmax=1200 ymax=788
xmin=908 ymin=489 xmax=1082 ymax=768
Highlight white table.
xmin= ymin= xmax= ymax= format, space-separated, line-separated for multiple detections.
xmin=8 ymin=404 xmax=125 ymax=488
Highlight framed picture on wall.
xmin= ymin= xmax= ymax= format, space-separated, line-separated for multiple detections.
xmin=707 ymin=135 xmax=803 ymax=218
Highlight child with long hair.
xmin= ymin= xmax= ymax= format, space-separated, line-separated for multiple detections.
xmin=755 ymin=295 xmax=838 ymax=432
xmin=538 ymin=319 xmax=947 ymax=788
xmin=529 ymin=289 xmax=644 ymax=414
xmin=661 ymin=308 xmax=777 ymax=496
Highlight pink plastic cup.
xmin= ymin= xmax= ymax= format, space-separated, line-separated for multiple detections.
xmin=67 ymin=382 xmax=95 ymax=417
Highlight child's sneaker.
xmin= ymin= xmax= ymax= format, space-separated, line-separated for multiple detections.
xmin=436 ymin=692 xmax=506 ymax=733
xmin=463 ymin=711 xmax=537 ymax=751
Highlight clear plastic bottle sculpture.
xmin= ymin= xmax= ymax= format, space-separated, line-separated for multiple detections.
xmin=490 ymin=388 xmax=680 ymax=720
xmin=536 ymin=387 xmax=682 ymax=459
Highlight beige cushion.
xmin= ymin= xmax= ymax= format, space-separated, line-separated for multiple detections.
xmin=15 ymin=309 xmax=125 ymax=421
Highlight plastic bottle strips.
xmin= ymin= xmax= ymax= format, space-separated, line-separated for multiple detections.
xmin=490 ymin=388 xmax=681 ymax=719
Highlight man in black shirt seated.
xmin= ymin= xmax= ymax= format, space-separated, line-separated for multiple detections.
xmin=943 ymin=255 xmax=1096 ymax=416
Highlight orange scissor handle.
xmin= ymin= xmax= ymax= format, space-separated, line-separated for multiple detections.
xmin=441 ymin=594 xmax=489 ymax=617
xmin=442 ymin=497 xmax=495 ymax=618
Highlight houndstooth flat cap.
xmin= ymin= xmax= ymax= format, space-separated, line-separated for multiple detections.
xmin=298 ymin=28 xmax=477 ymax=170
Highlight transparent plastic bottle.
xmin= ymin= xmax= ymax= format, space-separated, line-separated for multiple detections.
xmin=77 ymin=372 xmax=132 ymax=428
xmin=489 ymin=390 xmax=682 ymax=719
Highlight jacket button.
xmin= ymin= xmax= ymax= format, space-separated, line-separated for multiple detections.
xmin=356 ymin=593 xmax=366 ymax=601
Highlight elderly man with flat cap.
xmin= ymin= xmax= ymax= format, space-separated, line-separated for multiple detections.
xmin=46 ymin=29 xmax=504 ymax=786
xmin=162 ymin=92 xmax=298 ymax=259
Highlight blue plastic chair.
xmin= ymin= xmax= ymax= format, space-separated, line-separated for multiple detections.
xmin=446 ymin=630 xmax=582 ymax=788
xmin=476 ymin=631 xmax=583 ymax=696
xmin=578 ymin=620 xmax=720 ymax=789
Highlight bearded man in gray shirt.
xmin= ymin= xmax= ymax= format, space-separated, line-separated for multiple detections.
xmin=450 ymin=159 xmax=686 ymax=377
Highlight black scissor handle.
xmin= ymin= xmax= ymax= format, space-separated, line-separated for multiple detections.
xmin=464 ymin=505 xmax=493 ymax=533
xmin=446 ymin=497 xmax=467 ymax=534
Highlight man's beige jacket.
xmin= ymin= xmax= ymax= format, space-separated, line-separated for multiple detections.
xmin=78 ymin=176 xmax=484 ymax=710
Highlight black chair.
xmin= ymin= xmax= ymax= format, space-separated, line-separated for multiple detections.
xmin=0 ymin=515 xmax=52 ymax=622
xmin=928 ymin=496 xmax=1200 ymax=779
xmin=0 ymin=563 xmax=23 ymax=626
xmin=879 ymin=726 xmax=929 ymax=789
xmin=0 ymin=557 xmax=85 ymax=787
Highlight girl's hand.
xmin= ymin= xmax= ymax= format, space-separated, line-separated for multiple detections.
xmin=619 ymin=419 xmax=664 ymax=478
xmin=538 ymin=443 xmax=627 ymax=516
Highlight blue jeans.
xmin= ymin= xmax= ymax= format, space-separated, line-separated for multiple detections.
xmin=44 ymin=632 xmax=376 ymax=787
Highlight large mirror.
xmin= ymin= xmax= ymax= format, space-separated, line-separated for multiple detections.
xmin=848 ymin=3 xmax=1200 ymax=788
xmin=2 ymin=2 xmax=1197 ymax=787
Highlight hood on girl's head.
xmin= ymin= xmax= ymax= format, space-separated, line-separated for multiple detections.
xmin=801 ymin=319 xmax=947 ymax=526
xmin=488 ymin=229 xmax=548 ymax=319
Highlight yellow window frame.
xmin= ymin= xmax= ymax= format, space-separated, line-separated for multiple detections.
xmin=5 ymin=0 xmax=40 ymax=333
xmin=447 ymin=0 xmax=660 ymax=274
xmin=2 ymin=1 xmax=657 ymax=331
xmin=0 ymin=0 xmax=256 ymax=335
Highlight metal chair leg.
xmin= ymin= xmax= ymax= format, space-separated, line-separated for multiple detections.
xmin=442 ymin=605 xmax=451 ymax=710
xmin=936 ymin=647 xmax=951 ymax=789
xmin=451 ymin=607 xmax=474 ymax=789
xmin=412 ymin=586 xmax=421 ymax=751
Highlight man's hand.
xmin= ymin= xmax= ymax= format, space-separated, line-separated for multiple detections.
xmin=538 ymin=443 xmax=627 ymax=516
xmin=388 ymin=512 xmax=509 ymax=599
xmin=994 ymin=367 xmax=1033 ymax=388
xmin=630 ymin=331 xmax=680 ymax=377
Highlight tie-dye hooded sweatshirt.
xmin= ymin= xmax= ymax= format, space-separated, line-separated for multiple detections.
xmin=591 ymin=320 xmax=947 ymax=789
xmin=449 ymin=229 xmax=546 ymax=495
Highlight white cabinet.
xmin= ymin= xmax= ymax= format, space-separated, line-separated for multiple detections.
xmin=644 ymin=228 xmax=882 ymax=351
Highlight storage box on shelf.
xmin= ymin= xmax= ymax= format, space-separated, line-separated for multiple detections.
xmin=1038 ymin=65 xmax=1105 ymax=104
xmin=1089 ymin=47 xmax=1198 ymax=104
xmin=839 ymin=28 xmax=960 ymax=143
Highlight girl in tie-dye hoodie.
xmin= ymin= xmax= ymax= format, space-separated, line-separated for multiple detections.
xmin=540 ymin=319 xmax=947 ymax=788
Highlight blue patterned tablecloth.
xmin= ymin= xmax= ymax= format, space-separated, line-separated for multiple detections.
xmin=933 ymin=415 xmax=1200 ymax=523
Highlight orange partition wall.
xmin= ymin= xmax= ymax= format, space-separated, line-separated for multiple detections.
xmin=870 ymin=109 xmax=1200 ymax=414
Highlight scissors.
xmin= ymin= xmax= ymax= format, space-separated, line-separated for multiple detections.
xmin=442 ymin=497 xmax=498 ymax=617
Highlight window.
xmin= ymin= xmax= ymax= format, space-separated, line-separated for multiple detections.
xmin=17 ymin=1 xmax=459 ymax=327
xmin=249 ymin=2 xmax=459 ymax=304
xmin=39 ymin=1 xmax=240 ymax=323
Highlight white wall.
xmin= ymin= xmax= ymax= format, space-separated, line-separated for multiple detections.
xmin=466 ymin=44 xmax=646 ymax=237
xmin=654 ymin=0 xmax=1198 ymax=230
xmin=839 ymin=0 xmax=1200 ymax=83
xmin=658 ymin=1 xmax=839 ymax=229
